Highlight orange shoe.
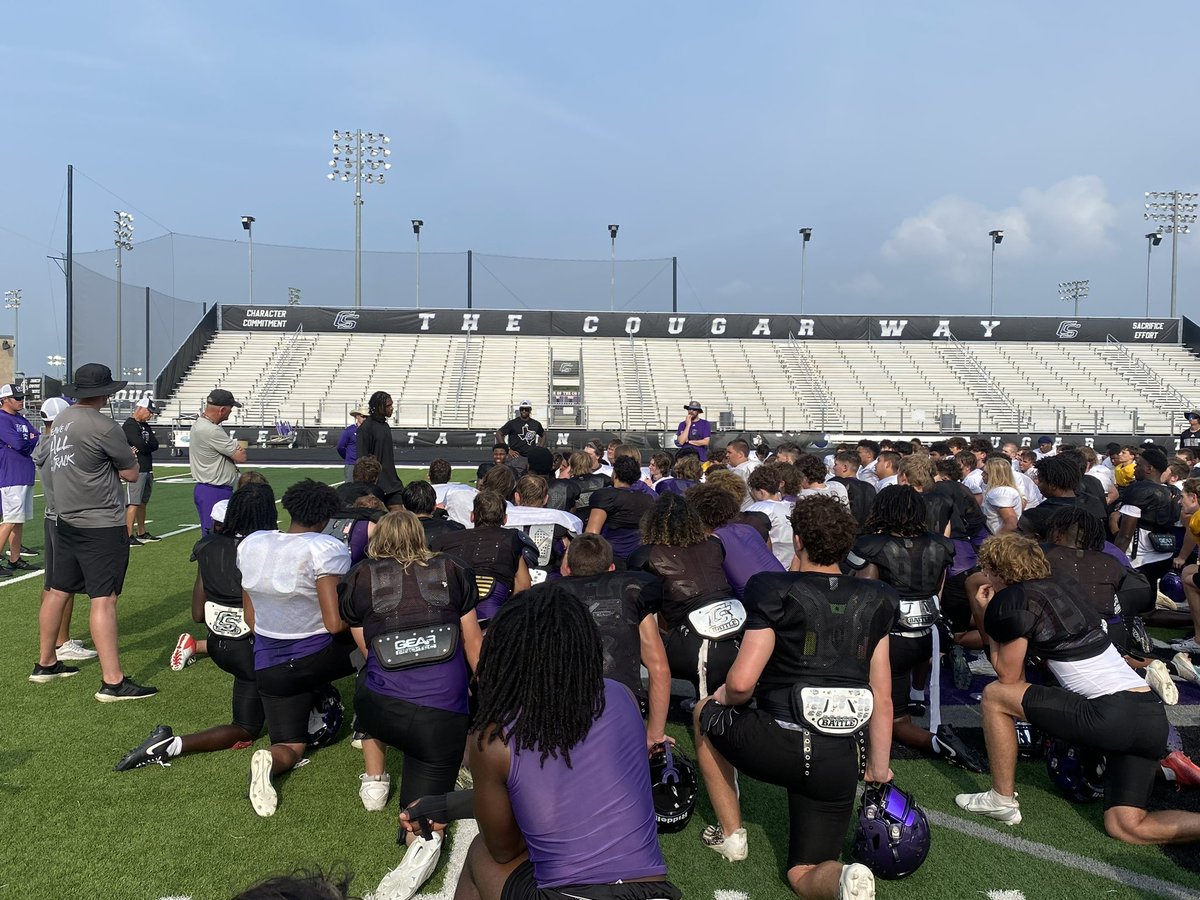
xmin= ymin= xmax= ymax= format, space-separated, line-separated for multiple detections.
xmin=1162 ymin=751 xmax=1200 ymax=790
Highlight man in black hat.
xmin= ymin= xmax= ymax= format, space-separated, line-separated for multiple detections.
xmin=123 ymin=396 xmax=162 ymax=545
xmin=1181 ymin=411 xmax=1200 ymax=451
xmin=675 ymin=400 xmax=711 ymax=462
xmin=189 ymin=388 xmax=247 ymax=534
xmin=32 ymin=363 xmax=156 ymax=701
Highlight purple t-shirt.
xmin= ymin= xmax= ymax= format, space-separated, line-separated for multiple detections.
xmin=715 ymin=523 xmax=785 ymax=598
xmin=675 ymin=417 xmax=711 ymax=462
xmin=508 ymin=680 xmax=667 ymax=888
xmin=0 ymin=410 xmax=38 ymax=487
xmin=254 ymin=633 xmax=332 ymax=670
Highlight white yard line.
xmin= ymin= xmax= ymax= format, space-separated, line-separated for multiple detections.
xmin=927 ymin=809 xmax=1196 ymax=899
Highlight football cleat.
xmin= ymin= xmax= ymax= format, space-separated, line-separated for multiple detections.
xmin=170 ymin=633 xmax=197 ymax=672
xmin=375 ymin=832 xmax=443 ymax=900
xmin=1162 ymin=751 xmax=1200 ymax=790
xmin=249 ymin=749 xmax=277 ymax=817
xmin=116 ymin=725 xmax=175 ymax=771
xmin=359 ymin=773 xmax=391 ymax=811
xmin=955 ymin=789 xmax=1022 ymax=825
xmin=1173 ymin=652 xmax=1200 ymax=686
xmin=1145 ymin=659 xmax=1179 ymax=705
xmin=933 ymin=724 xmax=988 ymax=773
xmin=838 ymin=863 xmax=876 ymax=899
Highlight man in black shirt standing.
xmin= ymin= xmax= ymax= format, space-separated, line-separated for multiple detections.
xmin=122 ymin=397 xmax=161 ymax=545
xmin=1180 ymin=411 xmax=1200 ymax=451
xmin=355 ymin=391 xmax=403 ymax=508
xmin=496 ymin=400 xmax=544 ymax=454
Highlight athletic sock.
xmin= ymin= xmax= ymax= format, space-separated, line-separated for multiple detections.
xmin=909 ymin=686 xmax=925 ymax=702
xmin=166 ymin=737 xmax=183 ymax=758
xmin=930 ymin=736 xmax=942 ymax=753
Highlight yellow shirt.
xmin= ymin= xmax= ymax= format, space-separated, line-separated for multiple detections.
xmin=1188 ymin=509 xmax=1200 ymax=542
xmin=1116 ymin=462 xmax=1136 ymax=487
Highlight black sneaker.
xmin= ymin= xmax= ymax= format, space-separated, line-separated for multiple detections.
xmin=115 ymin=725 xmax=175 ymax=771
xmin=934 ymin=723 xmax=988 ymax=773
xmin=95 ymin=677 xmax=158 ymax=702
xmin=29 ymin=661 xmax=80 ymax=683
xmin=19 ymin=545 xmax=39 ymax=557
xmin=137 ymin=532 xmax=162 ymax=543
xmin=128 ymin=535 xmax=144 ymax=547
xmin=7 ymin=558 xmax=33 ymax=571
xmin=907 ymin=699 xmax=927 ymax=717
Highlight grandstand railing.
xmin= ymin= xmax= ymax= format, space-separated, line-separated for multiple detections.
xmin=1098 ymin=335 xmax=1195 ymax=413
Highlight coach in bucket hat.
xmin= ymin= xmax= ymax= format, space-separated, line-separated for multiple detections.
xmin=63 ymin=363 xmax=127 ymax=399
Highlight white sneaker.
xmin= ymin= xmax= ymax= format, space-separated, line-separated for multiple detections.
xmin=955 ymin=789 xmax=1022 ymax=825
xmin=839 ymin=863 xmax=876 ymax=899
xmin=1157 ymin=592 xmax=1180 ymax=612
xmin=249 ymin=749 xmax=278 ymax=817
xmin=1174 ymin=652 xmax=1200 ymax=686
xmin=1172 ymin=637 xmax=1200 ymax=654
xmin=359 ymin=773 xmax=390 ymax=811
xmin=170 ymin=633 xmax=197 ymax=672
xmin=1146 ymin=659 xmax=1179 ymax=705
xmin=700 ymin=824 xmax=748 ymax=861
xmin=375 ymin=832 xmax=443 ymax=900
xmin=56 ymin=639 xmax=98 ymax=661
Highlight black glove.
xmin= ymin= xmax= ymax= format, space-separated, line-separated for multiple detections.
xmin=698 ymin=699 xmax=740 ymax=737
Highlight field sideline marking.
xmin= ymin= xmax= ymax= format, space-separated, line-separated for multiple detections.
xmin=987 ymin=891 xmax=1026 ymax=900
xmin=927 ymin=809 xmax=1196 ymax=899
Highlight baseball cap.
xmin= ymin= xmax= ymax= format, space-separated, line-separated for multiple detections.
xmin=350 ymin=410 xmax=367 ymax=418
xmin=0 ymin=384 xmax=25 ymax=401
xmin=136 ymin=397 xmax=162 ymax=414
xmin=518 ymin=400 xmax=533 ymax=409
xmin=210 ymin=499 xmax=229 ymax=525
xmin=684 ymin=401 xmax=703 ymax=412
xmin=1037 ymin=435 xmax=1053 ymax=445
xmin=206 ymin=389 xmax=242 ymax=408
xmin=40 ymin=397 xmax=71 ymax=421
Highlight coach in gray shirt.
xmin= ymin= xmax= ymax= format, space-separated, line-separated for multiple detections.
xmin=31 ymin=363 xmax=156 ymax=701
xmin=190 ymin=388 xmax=247 ymax=534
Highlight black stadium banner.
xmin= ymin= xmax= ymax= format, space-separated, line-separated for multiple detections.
xmin=220 ymin=305 xmax=1182 ymax=344
xmin=161 ymin=426 xmax=1186 ymax=455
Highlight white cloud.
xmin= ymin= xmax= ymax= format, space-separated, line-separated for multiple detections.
xmin=881 ymin=175 xmax=1115 ymax=284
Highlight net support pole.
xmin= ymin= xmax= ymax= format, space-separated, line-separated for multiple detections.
xmin=672 ymin=256 xmax=678 ymax=313
xmin=466 ymin=250 xmax=473 ymax=309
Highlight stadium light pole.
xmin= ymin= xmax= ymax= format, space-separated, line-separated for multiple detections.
xmin=241 ymin=216 xmax=255 ymax=303
xmin=988 ymin=230 xmax=1004 ymax=315
xmin=1057 ymin=279 xmax=1089 ymax=318
xmin=3 ymin=290 xmax=20 ymax=375
xmin=1144 ymin=190 xmax=1198 ymax=318
xmin=798 ymin=228 xmax=812 ymax=313
xmin=114 ymin=211 xmax=134 ymax=380
xmin=609 ymin=224 xmax=619 ymax=311
xmin=328 ymin=130 xmax=391 ymax=308
xmin=412 ymin=219 xmax=424 ymax=309
xmin=1145 ymin=231 xmax=1163 ymax=316
xmin=47 ymin=354 xmax=65 ymax=379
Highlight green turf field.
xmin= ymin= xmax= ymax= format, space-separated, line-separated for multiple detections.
xmin=5 ymin=464 xmax=1200 ymax=899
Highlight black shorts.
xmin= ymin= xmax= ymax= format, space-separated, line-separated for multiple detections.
xmin=663 ymin=624 xmax=739 ymax=692
xmin=706 ymin=705 xmax=862 ymax=867
xmin=501 ymin=861 xmax=680 ymax=900
xmin=208 ymin=634 xmax=265 ymax=739
xmin=50 ymin=520 xmax=129 ymax=598
xmin=940 ymin=569 xmax=974 ymax=633
xmin=1022 ymin=685 xmax=1169 ymax=810
xmin=889 ymin=632 xmax=933 ymax=713
xmin=255 ymin=635 xmax=356 ymax=744
xmin=42 ymin=517 xmax=58 ymax=591
xmin=354 ymin=683 xmax=468 ymax=806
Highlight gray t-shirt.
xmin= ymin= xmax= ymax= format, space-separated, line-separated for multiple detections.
xmin=46 ymin=406 xmax=135 ymax=528
xmin=189 ymin=416 xmax=240 ymax=488
xmin=32 ymin=435 xmax=54 ymax=518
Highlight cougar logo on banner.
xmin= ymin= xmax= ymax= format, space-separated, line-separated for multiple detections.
xmin=333 ymin=311 xmax=360 ymax=330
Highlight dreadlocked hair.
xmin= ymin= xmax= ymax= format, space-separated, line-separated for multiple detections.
xmin=225 ymin=482 xmax=278 ymax=537
xmin=473 ymin=584 xmax=605 ymax=768
xmin=281 ymin=479 xmax=342 ymax=528
xmin=861 ymin=484 xmax=928 ymax=538
xmin=1045 ymin=506 xmax=1107 ymax=551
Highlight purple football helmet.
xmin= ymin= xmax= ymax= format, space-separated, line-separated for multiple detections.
xmin=852 ymin=783 xmax=931 ymax=879
xmin=649 ymin=742 xmax=696 ymax=833
xmin=306 ymin=684 xmax=344 ymax=749
xmin=1160 ymin=572 xmax=1186 ymax=605
xmin=1045 ymin=738 xmax=1106 ymax=803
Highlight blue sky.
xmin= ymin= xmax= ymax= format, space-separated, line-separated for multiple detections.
xmin=3 ymin=2 xmax=1199 ymax=377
